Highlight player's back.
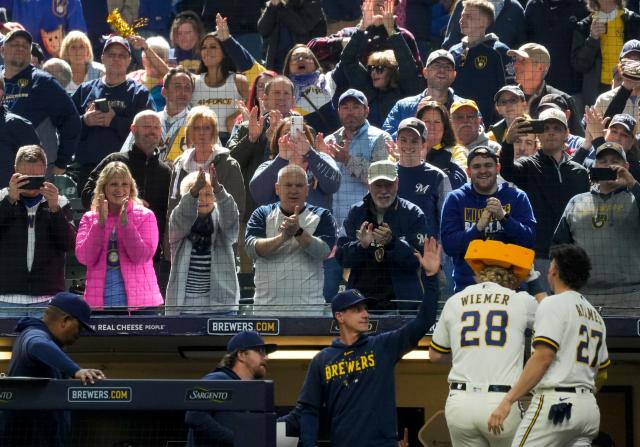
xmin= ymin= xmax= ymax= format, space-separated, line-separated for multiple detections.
xmin=534 ymin=290 xmax=610 ymax=390
xmin=432 ymin=281 xmax=538 ymax=386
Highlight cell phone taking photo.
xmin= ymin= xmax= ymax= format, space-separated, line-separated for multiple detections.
xmin=589 ymin=167 xmax=617 ymax=182
xmin=94 ymin=98 xmax=109 ymax=113
xmin=22 ymin=176 xmax=45 ymax=190
xmin=525 ymin=119 xmax=546 ymax=134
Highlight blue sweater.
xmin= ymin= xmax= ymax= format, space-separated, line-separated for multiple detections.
xmin=297 ymin=274 xmax=438 ymax=447
xmin=72 ymin=79 xmax=153 ymax=165
xmin=397 ymin=163 xmax=451 ymax=238
xmin=2 ymin=64 xmax=80 ymax=169
xmin=440 ymin=182 xmax=536 ymax=291
xmin=185 ymin=367 xmax=240 ymax=447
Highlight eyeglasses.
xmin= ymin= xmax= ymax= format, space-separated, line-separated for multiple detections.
xmin=292 ymin=54 xmax=314 ymax=62
xmin=367 ymin=65 xmax=389 ymax=74
xmin=497 ymin=98 xmax=520 ymax=106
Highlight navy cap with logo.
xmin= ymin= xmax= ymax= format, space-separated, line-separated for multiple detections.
xmin=331 ymin=289 xmax=372 ymax=315
xmin=227 ymin=331 xmax=277 ymax=354
xmin=103 ymin=35 xmax=131 ymax=55
xmin=338 ymin=88 xmax=368 ymax=106
xmin=48 ymin=292 xmax=95 ymax=332
xmin=467 ymin=145 xmax=498 ymax=164
xmin=620 ymin=39 xmax=640 ymax=59
xmin=4 ymin=28 xmax=32 ymax=45
xmin=608 ymin=113 xmax=636 ymax=135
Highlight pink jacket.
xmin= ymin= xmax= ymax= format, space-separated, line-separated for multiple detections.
xmin=75 ymin=202 xmax=163 ymax=308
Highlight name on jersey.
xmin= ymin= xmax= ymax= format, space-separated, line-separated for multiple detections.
xmin=325 ymin=354 xmax=376 ymax=381
xmin=575 ymin=303 xmax=604 ymax=325
xmin=460 ymin=293 xmax=510 ymax=306
xmin=197 ymin=98 xmax=233 ymax=106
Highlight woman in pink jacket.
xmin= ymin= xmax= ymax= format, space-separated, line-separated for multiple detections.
xmin=76 ymin=161 xmax=164 ymax=310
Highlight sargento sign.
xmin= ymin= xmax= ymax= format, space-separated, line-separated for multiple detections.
xmin=185 ymin=387 xmax=233 ymax=403
xmin=67 ymin=387 xmax=132 ymax=402
xmin=207 ymin=319 xmax=280 ymax=335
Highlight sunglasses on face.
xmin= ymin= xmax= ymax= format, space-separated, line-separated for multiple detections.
xmin=367 ymin=65 xmax=389 ymax=74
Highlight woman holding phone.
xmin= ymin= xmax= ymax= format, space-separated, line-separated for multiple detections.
xmin=75 ymin=162 xmax=163 ymax=311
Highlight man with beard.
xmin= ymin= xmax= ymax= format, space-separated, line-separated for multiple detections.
xmin=185 ymin=331 xmax=277 ymax=446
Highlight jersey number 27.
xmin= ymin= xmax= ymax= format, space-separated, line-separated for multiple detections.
xmin=576 ymin=325 xmax=604 ymax=368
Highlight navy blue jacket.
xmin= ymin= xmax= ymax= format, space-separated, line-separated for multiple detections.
xmin=72 ymin=79 xmax=153 ymax=165
xmin=336 ymin=194 xmax=428 ymax=307
xmin=397 ymin=162 xmax=450 ymax=238
xmin=3 ymin=318 xmax=82 ymax=447
xmin=0 ymin=105 xmax=40 ymax=187
xmin=441 ymin=182 xmax=536 ymax=292
xmin=2 ymin=65 xmax=80 ymax=169
xmin=443 ymin=0 xmax=526 ymax=49
xmin=297 ymin=274 xmax=438 ymax=447
xmin=425 ymin=146 xmax=468 ymax=190
xmin=450 ymin=34 xmax=514 ymax=123
xmin=185 ymin=367 xmax=240 ymax=447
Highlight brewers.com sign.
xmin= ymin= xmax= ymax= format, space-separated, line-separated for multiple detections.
xmin=207 ymin=319 xmax=280 ymax=335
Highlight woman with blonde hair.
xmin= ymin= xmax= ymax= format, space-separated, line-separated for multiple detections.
xmin=167 ymin=106 xmax=245 ymax=222
xmin=60 ymin=30 xmax=105 ymax=95
xmin=166 ymin=165 xmax=239 ymax=315
xmin=75 ymin=162 xmax=163 ymax=310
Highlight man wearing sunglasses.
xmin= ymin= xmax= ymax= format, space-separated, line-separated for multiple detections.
xmin=185 ymin=331 xmax=277 ymax=446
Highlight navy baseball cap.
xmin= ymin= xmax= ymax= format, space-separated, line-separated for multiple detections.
xmin=467 ymin=145 xmax=498 ymax=164
xmin=620 ymin=39 xmax=640 ymax=59
xmin=338 ymin=88 xmax=368 ymax=106
xmin=49 ymin=292 xmax=94 ymax=332
xmin=103 ymin=35 xmax=131 ymax=55
xmin=331 ymin=289 xmax=372 ymax=314
xmin=227 ymin=331 xmax=277 ymax=354
xmin=608 ymin=113 xmax=636 ymax=135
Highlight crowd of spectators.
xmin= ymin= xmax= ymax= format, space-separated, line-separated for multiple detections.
xmin=0 ymin=0 xmax=639 ymax=317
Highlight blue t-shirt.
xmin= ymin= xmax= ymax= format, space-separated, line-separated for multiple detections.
xmin=104 ymin=227 xmax=126 ymax=307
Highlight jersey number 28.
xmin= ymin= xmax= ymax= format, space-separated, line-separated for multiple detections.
xmin=460 ymin=310 xmax=508 ymax=347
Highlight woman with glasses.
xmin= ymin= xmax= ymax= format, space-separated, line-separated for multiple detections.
xmin=340 ymin=0 xmax=424 ymax=128
xmin=280 ymin=44 xmax=340 ymax=134
xmin=167 ymin=106 xmax=246 ymax=226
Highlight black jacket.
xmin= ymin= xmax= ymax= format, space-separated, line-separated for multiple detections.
xmin=257 ymin=0 xmax=327 ymax=71
xmin=0 ymin=192 xmax=75 ymax=295
xmin=526 ymin=82 xmax=584 ymax=136
xmin=524 ymin=0 xmax=590 ymax=95
xmin=0 ymin=105 xmax=41 ymax=188
xmin=81 ymin=145 xmax=171 ymax=244
xmin=500 ymin=143 xmax=590 ymax=256
xmin=572 ymin=9 xmax=640 ymax=105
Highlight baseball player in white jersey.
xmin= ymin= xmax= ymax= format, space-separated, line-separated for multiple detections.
xmin=488 ymin=244 xmax=610 ymax=446
xmin=429 ymin=240 xmax=541 ymax=447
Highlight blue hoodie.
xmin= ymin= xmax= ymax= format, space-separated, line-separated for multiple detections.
xmin=440 ymin=182 xmax=536 ymax=291
xmin=297 ymin=274 xmax=439 ymax=447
